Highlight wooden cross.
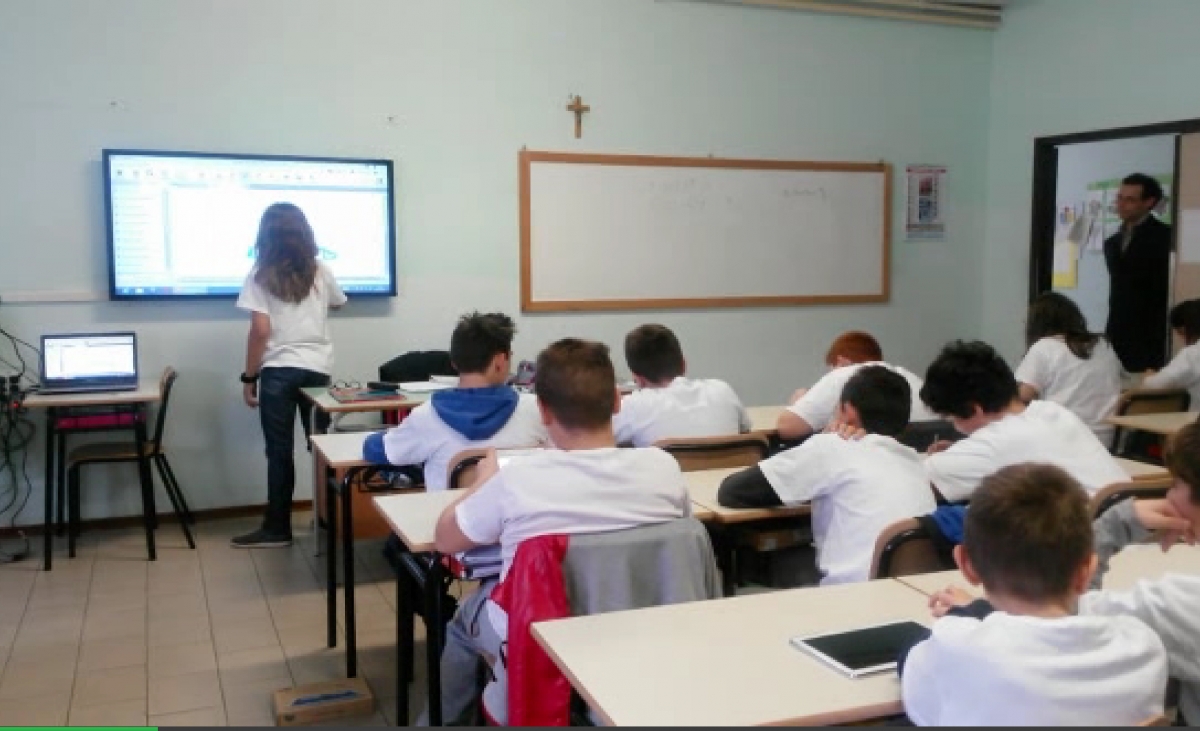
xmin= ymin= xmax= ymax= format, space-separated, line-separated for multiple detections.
xmin=566 ymin=95 xmax=590 ymax=139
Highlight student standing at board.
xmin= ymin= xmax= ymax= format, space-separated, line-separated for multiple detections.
xmin=234 ymin=203 xmax=347 ymax=548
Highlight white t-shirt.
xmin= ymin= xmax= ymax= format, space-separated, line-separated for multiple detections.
xmin=1080 ymin=574 xmax=1200 ymax=726
xmin=455 ymin=447 xmax=692 ymax=636
xmin=758 ymin=434 xmax=936 ymax=585
xmin=613 ymin=377 xmax=750 ymax=447
xmin=1014 ymin=337 xmax=1122 ymax=444
xmin=235 ymin=262 xmax=347 ymax=375
xmin=379 ymin=394 xmax=548 ymax=492
xmin=924 ymin=401 xmax=1129 ymax=502
xmin=1143 ymin=341 xmax=1200 ymax=410
xmin=902 ymin=611 xmax=1167 ymax=726
xmin=787 ymin=362 xmax=936 ymax=432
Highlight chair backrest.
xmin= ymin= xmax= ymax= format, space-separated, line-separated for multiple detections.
xmin=446 ymin=448 xmax=489 ymax=491
xmin=1089 ymin=481 xmax=1172 ymax=521
xmin=870 ymin=518 xmax=951 ymax=580
xmin=654 ymin=434 xmax=770 ymax=472
xmin=562 ymin=518 xmax=722 ymax=615
xmin=150 ymin=367 xmax=178 ymax=452
xmin=378 ymin=350 xmax=457 ymax=384
xmin=1120 ymin=388 xmax=1191 ymax=417
xmin=897 ymin=419 xmax=960 ymax=454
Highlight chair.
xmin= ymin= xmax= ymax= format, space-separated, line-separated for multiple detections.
xmin=897 ymin=419 xmax=961 ymax=453
xmin=447 ymin=448 xmax=489 ymax=491
xmin=1112 ymin=388 xmax=1191 ymax=456
xmin=870 ymin=518 xmax=952 ymax=580
xmin=64 ymin=368 xmax=195 ymax=558
xmin=654 ymin=433 xmax=771 ymax=472
xmin=489 ymin=518 xmax=721 ymax=726
xmin=1089 ymin=481 xmax=1172 ymax=521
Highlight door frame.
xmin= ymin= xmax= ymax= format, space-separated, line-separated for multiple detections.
xmin=1028 ymin=117 xmax=1200 ymax=299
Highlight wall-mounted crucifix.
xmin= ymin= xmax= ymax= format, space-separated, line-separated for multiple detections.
xmin=566 ymin=95 xmax=590 ymax=139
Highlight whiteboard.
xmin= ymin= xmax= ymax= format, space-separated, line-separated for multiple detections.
xmin=519 ymin=151 xmax=891 ymax=312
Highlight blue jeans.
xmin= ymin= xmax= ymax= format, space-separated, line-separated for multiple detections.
xmin=258 ymin=366 xmax=330 ymax=536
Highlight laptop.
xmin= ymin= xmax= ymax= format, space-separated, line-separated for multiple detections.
xmin=39 ymin=332 xmax=139 ymax=395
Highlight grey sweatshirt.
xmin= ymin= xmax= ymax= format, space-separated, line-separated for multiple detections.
xmin=1081 ymin=500 xmax=1200 ymax=725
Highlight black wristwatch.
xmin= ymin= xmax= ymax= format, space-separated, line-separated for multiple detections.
xmin=240 ymin=372 xmax=260 ymax=384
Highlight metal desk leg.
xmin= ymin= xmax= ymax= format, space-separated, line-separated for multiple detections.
xmin=341 ymin=469 xmax=358 ymax=678
xmin=326 ymin=465 xmax=338 ymax=649
xmin=395 ymin=562 xmax=415 ymax=726
xmin=425 ymin=558 xmax=447 ymax=726
xmin=134 ymin=415 xmax=156 ymax=560
xmin=43 ymin=408 xmax=55 ymax=571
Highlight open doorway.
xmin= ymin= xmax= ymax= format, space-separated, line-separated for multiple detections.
xmin=1030 ymin=118 xmax=1200 ymax=374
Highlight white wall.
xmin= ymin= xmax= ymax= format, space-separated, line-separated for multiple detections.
xmin=0 ymin=0 xmax=992 ymax=524
xmin=1053 ymin=135 xmax=1177 ymax=332
xmin=983 ymin=0 xmax=1200 ymax=361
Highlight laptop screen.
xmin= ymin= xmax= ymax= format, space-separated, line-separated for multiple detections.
xmin=43 ymin=334 xmax=137 ymax=382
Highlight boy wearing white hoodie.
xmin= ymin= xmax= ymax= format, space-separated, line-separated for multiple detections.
xmin=903 ymin=464 xmax=1167 ymax=726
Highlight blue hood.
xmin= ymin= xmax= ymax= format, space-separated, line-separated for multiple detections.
xmin=431 ymin=386 xmax=521 ymax=441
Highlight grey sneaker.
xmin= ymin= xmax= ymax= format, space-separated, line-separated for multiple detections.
xmin=230 ymin=529 xmax=292 ymax=548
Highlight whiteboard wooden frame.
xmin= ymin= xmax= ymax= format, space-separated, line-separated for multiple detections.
xmin=518 ymin=150 xmax=892 ymax=313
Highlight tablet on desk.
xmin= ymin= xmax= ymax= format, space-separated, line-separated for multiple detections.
xmin=790 ymin=620 xmax=930 ymax=679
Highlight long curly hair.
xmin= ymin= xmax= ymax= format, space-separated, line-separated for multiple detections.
xmin=253 ymin=203 xmax=319 ymax=303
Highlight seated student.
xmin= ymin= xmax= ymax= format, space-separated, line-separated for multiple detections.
xmin=902 ymin=464 xmax=1167 ymax=726
xmin=1015 ymin=292 xmax=1122 ymax=443
xmin=612 ymin=323 xmax=750 ymax=447
xmin=428 ymin=338 xmax=691 ymax=725
xmin=777 ymin=330 xmax=935 ymax=441
xmin=921 ymin=340 xmax=1127 ymax=501
xmin=718 ymin=366 xmax=936 ymax=584
xmin=1141 ymin=298 xmax=1200 ymax=407
xmin=362 ymin=312 xmax=547 ymax=491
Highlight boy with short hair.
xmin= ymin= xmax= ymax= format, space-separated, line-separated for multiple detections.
xmin=903 ymin=464 xmax=1167 ymax=726
xmin=718 ymin=366 xmax=936 ymax=584
xmin=362 ymin=311 xmax=547 ymax=491
xmin=613 ymin=323 xmax=749 ymax=447
xmin=920 ymin=340 xmax=1127 ymax=501
xmin=429 ymin=338 xmax=691 ymax=725
xmin=1141 ymin=298 xmax=1200 ymax=407
xmin=777 ymin=330 xmax=935 ymax=441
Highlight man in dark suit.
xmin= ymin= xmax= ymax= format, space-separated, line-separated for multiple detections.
xmin=1104 ymin=173 xmax=1173 ymax=372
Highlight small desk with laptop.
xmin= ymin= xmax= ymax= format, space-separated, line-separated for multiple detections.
xmin=22 ymin=332 xmax=157 ymax=570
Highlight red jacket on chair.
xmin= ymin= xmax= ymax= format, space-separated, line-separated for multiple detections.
xmin=489 ymin=534 xmax=573 ymax=727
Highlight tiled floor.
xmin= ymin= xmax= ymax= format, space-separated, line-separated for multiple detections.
xmin=0 ymin=511 xmax=430 ymax=727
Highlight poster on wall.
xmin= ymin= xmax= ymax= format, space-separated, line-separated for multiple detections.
xmin=905 ymin=165 xmax=947 ymax=241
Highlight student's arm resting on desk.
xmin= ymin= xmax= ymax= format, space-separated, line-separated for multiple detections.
xmin=923 ymin=438 xmax=993 ymax=503
xmin=1141 ymin=351 xmax=1191 ymax=391
xmin=717 ymin=466 xmax=783 ymax=508
xmin=361 ymin=405 xmax=437 ymax=465
xmin=1091 ymin=499 xmax=1194 ymax=588
xmin=779 ymin=371 xmax=844 ymax=440
xmin=434 ymin=452 xmax=503 ymax=554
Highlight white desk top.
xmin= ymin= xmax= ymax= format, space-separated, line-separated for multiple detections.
xmin=899 ymin=544 xmax=1200 ymax=597
xmin=23 ymin=379 xmax=161 ymax=408
xmin=746 ymin=405 xmax=785 ymax=436
xmin=310 ymin=432 xmax=374 ymax=469
xmin=1103 ymin=544 xmax=1200 ymax=592
xmin=1114 ymin=457 xmax=1171 ymax=483
xmin=533 ymin=580 xmax=930 ymax=727
xmin=1106 ymin=411 xmax=1197 ymax=436
xmin=373 ymin=491 xmax=462 ymax=553
xmin=685 ymin=467 xmax=810 ymax=524
xmin=301 ymin=386 xmax=427 ymax=414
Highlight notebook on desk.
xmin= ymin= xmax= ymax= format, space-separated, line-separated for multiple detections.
xmin=328 ymin=387 xmax=407 ymax=404
xmin=38 ymin=332 xmax=139 ymax=395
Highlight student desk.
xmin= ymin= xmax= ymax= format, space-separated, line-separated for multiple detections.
xmin=746 ymin=404 xmax=786 ymax=437
xmin=1105 ymin=411 xmax=1198 ymax=437
xmin=304 ymin=386 xmax=428 ymax=540
xmin=900 ymin=545 xmax=1200 ymax=597
xmin=532 ymin=579 xmax=932 ymax=727
xmin=685 ymin=467 xmax=811 ymax=523
xmin=24 ymin=380 xmax=162 ymax=570
xmin=309 ymin=432 xmax=386 ymax=680
xmin=1115 ymin=457 xmax=1171 ymax=483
